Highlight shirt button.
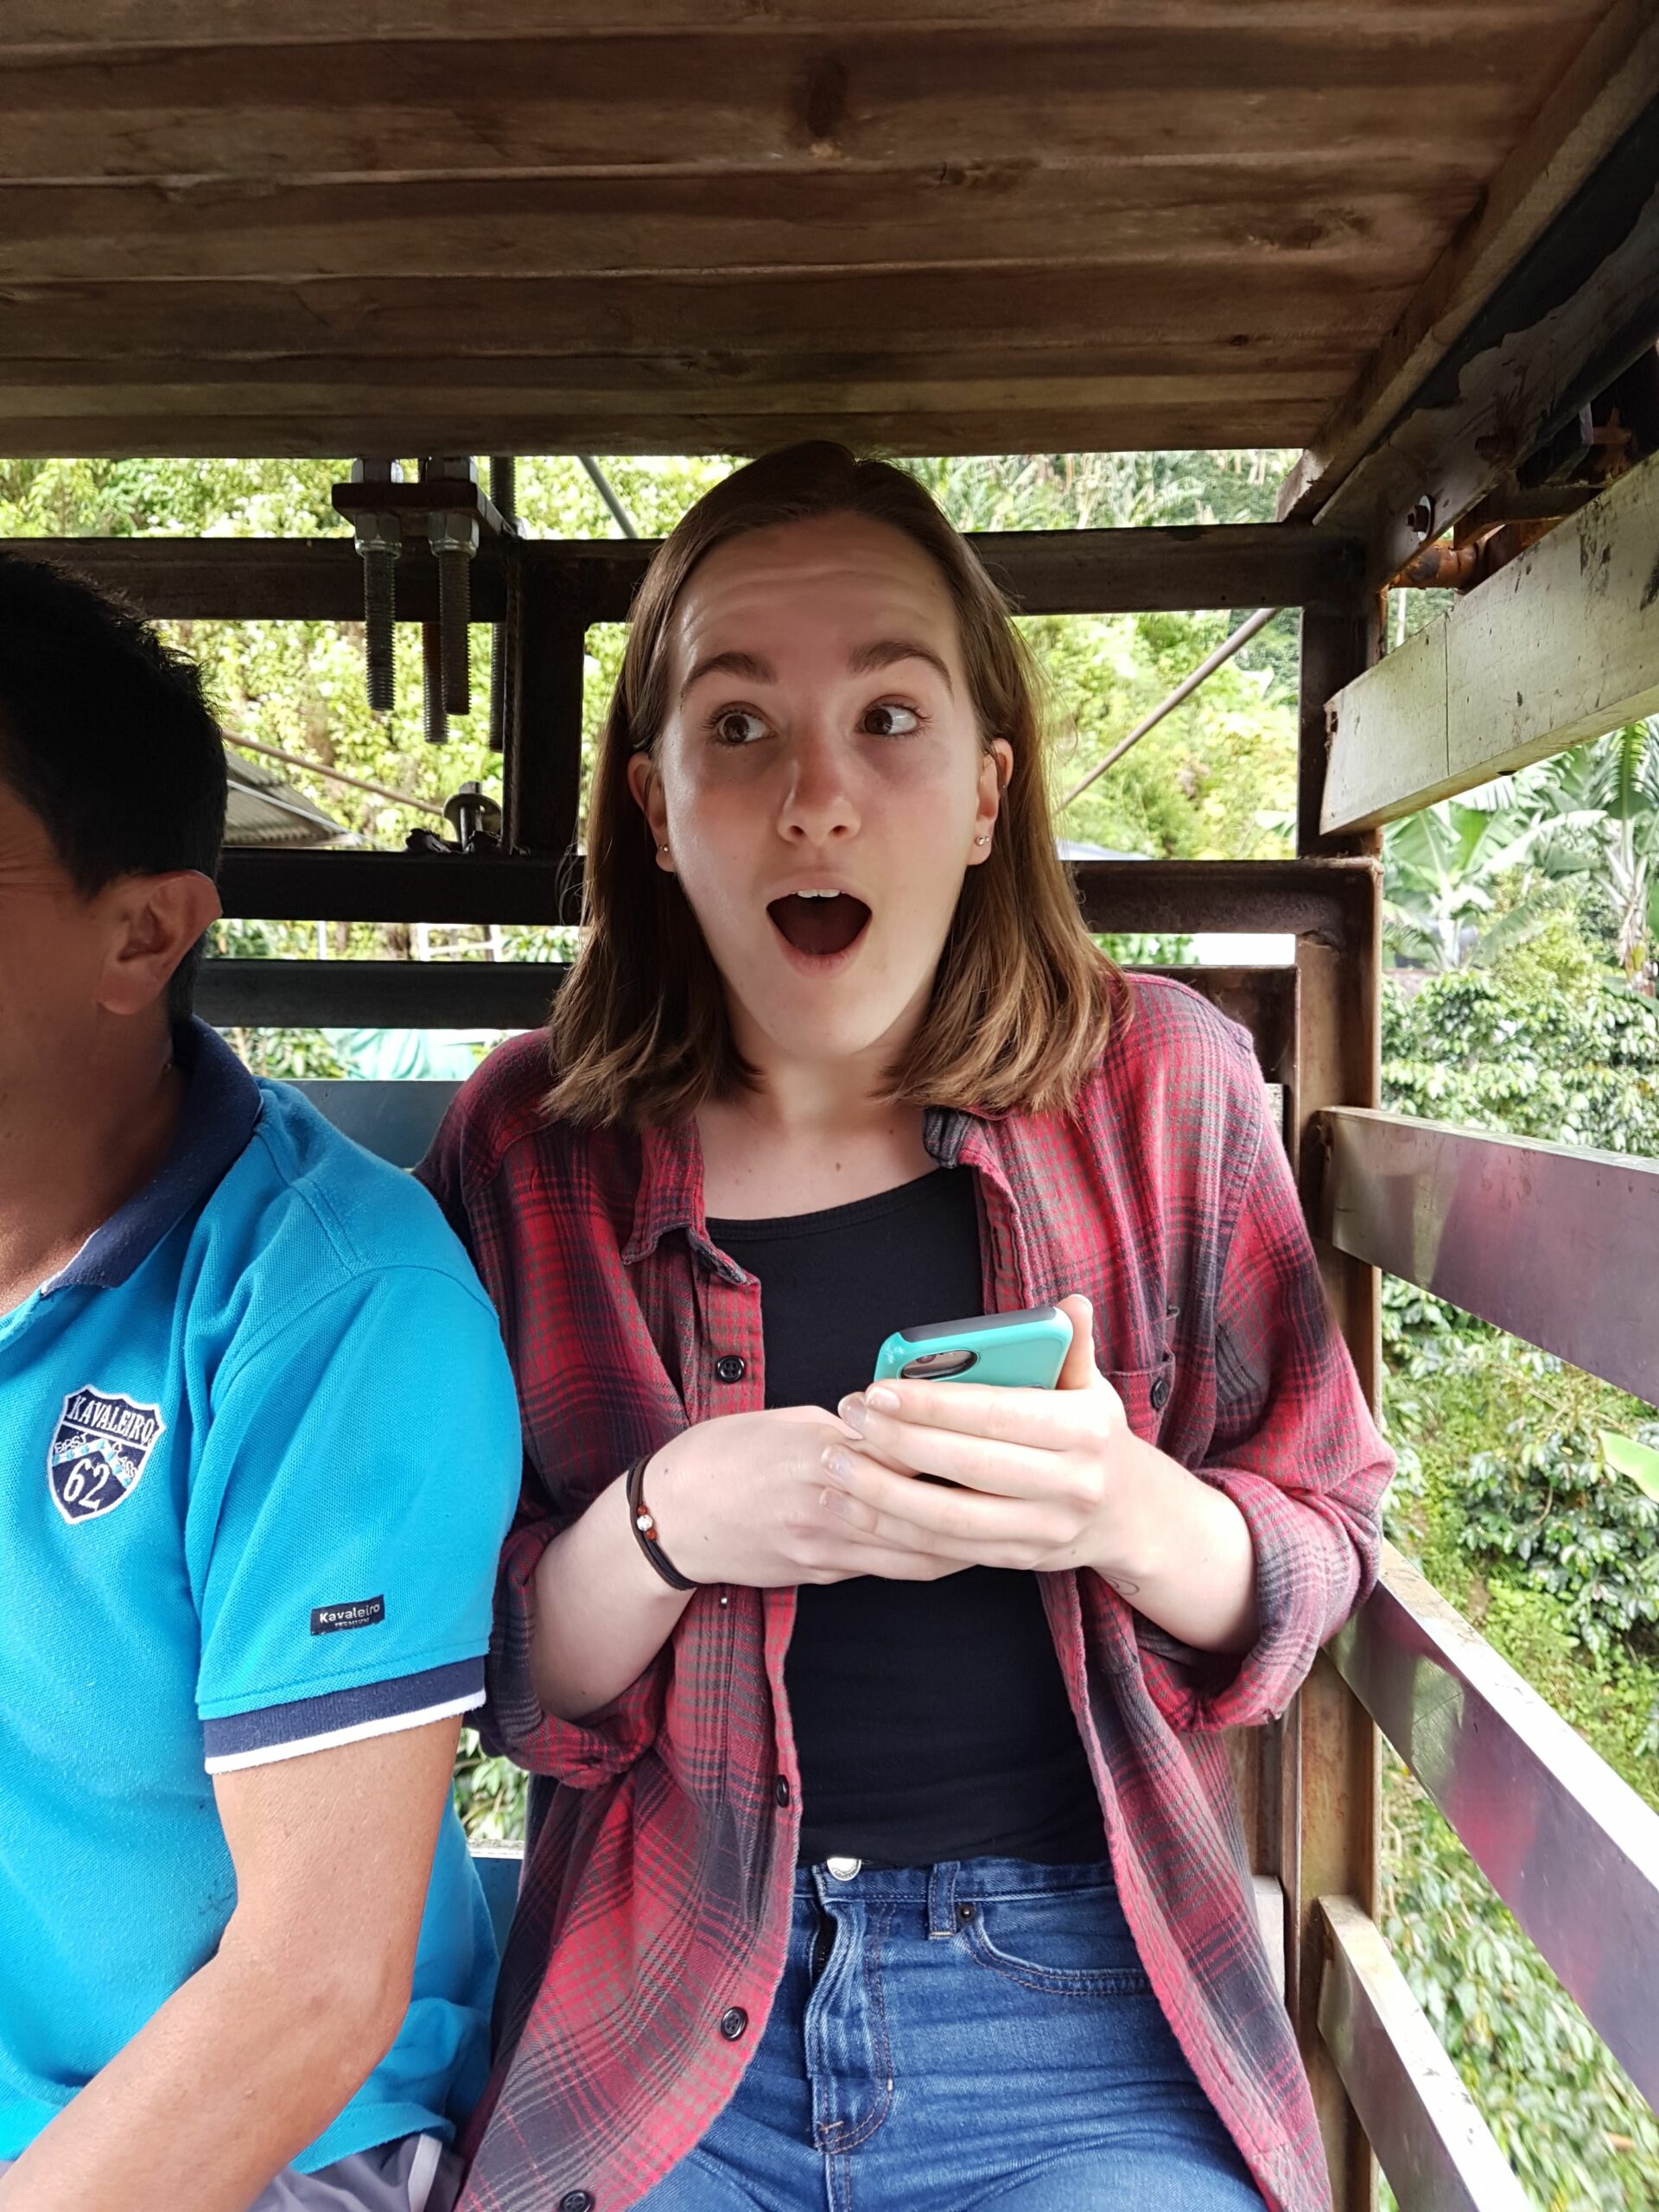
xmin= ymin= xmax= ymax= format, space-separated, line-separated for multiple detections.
xmin=715 ymin=1354 xmax=747 ymax=1384
xmin=1149 ymin=1373 xmax=1172 ymax=1411
xmin=559 ymin=2194 xmax=594 ymax=2212
xmin=774 ymin=1776 xmax=791 ymax=1808
xmin=720 ymin=2005 xmax=749 ymax=2040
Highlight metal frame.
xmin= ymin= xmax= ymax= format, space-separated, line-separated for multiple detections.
xmin=1314 ymin=1106 xmax=1659 ymax=1408
xmin=1332 ymin=1548 xmax=1659 ymax=2113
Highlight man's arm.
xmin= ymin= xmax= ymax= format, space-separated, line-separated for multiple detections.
xmin=0 ymin=1718 xmax=461 ymax=2212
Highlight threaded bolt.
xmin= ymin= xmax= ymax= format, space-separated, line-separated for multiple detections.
xmin=423 ymin=620 xmax=448 ymax=746
xmin=436 ymin=545 xmax=473 ymax=717
xmin=362 ymin=545 xmax=398 ymax=713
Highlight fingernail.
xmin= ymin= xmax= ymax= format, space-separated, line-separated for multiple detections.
xmin=866 ymin=1385 xmax=899 ymax=1413
xmin=820 ymin=1486 xmax=854 ymax=1519
xmin=823 ymin=1446 xmax=853 ymax=1479
xmin=838 ymin=1395 xmax=868 ymax=1432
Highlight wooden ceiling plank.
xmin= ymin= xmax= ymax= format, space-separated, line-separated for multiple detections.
xmin=0 ymin=400 xmax=1330 ymax=458
xmin=1281 ymin=0 xmax=1659 ymax=524
xmin=1 ymin=3 xmax=1611 ymax=52
xmin=0 ymin=30 xmax=1567 ymax=184
xmin=0 ymin=173 xmax=1467 ymax=289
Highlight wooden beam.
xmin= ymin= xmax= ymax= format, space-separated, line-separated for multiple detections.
xmin=1317 ymin=1897 xmax=1530 ymax=2212
xmin=1289 ymin=600 xmax=1381 ymax=2212
xmin=1281 ymin=0 xmax=1659 ymax=557
xmin=0 ymin=25 xmax=1568 ymax=183
xmin=2 ymin=524 xmax=1366 ymax=620
xmin=2 ymin=3 xmax=1614 ymax=48
xmin=1321 ymin=452 xmax=1659 ymax=836
xmin=214 ymin=848 xmax=1377 ymax=937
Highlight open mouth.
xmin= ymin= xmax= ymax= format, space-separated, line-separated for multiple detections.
xmin=766 ymin=892 xmax=873 ymax=960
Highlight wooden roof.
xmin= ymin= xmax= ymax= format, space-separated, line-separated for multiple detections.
xmin=0 ymin=2 xmax=1652 ymax=467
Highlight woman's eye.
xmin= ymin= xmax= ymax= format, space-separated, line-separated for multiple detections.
xmin=861 ymin=702 xmax=923 ymax=738
xmin=711 ymin=708 xmax=770 ymax=747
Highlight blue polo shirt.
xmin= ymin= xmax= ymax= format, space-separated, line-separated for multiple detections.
xmin=0 ymin=1024 xmax=522 ymax=2171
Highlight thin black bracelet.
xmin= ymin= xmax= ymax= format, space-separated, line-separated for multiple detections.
xmin=626 ymin=1452 xmax=696 ymax=1592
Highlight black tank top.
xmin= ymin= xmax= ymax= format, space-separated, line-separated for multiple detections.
xmin=708 ymin=1168 xmax=1103 ymax=1867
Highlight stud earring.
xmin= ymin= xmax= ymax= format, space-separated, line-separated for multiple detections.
xmin=974 ymin=833 xmax=991 ymax=847
xmin=658 ymin=843 xmax=670 ymax=856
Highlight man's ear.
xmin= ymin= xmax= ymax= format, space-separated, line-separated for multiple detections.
xmin=94 ymin=871 xmax=223 ymax=1019
xmin=626 ymin=753 xmax=673 ymax=872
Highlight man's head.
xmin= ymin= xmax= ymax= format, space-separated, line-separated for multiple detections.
xmin=0 ymin=555 xmax=226 ymax=1079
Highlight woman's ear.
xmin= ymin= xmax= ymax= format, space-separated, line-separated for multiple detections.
xmin=969 ymin=738 xmax=1014 ymax=863
xmin=626 ymin=752 xmax=674 ymax=872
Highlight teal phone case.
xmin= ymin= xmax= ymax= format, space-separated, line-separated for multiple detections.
xmin=872 ymin=1304 xmax=1073 ymax=1389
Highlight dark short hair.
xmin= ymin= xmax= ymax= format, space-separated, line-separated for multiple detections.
xmin=0 ymin=553 xmax=226 ymax=1022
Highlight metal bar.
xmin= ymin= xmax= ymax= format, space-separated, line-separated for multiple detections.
xmin=197 ymin=959 xmax=566 ymax=1029
xmin=215 ymin=849 xmax=1377 ymax=939
xmin=226 ymin=735 xmax=445 ymax=817
xmin=1315 ymin=1105 xmax=1659 ymax=1406
xmin=1332 ymin=1545 xmax=1659 ymax=2110
xmin=1 ymin=524 xmax=1366 ymax=623
xmin=197 ymin=961 xmax=1294 ymax=1077
xmin=1316 ymin=1896 xmax=1531 ymax=2212
xmin=1059 ymin=607 xmax=1280 ymax=809
xmin=579 ymin=456 xmax=640 ymax=539
xmin=504 ymin=564 xmax=586 ymax=855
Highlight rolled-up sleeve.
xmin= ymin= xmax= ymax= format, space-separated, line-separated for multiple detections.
xmin=1138 ymin=1090 xmax=1393 ymax=1735
xmin=477 ymin=1516 xmax=669 ymax=1783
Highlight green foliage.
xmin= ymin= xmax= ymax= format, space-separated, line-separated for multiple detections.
xmin=1455 ymin=1402 xmax=1659 ymax=1656
xmin=453 ymin=1728 xmax=528 ymax=1846
xmin=1382 ymin=1757 xmax=1659 ymax=2211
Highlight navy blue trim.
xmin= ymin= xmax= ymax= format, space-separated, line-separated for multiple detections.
xmin=47 ymin=1021 xmax=263 ymax=1293
xmin=200 ymin=1657 xmax=484 ymax=1760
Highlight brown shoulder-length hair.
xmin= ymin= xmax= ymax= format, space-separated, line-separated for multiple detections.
xmin=549 ymin=442 xmax=1123 ymax=1128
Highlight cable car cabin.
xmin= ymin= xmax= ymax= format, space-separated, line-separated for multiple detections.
xmin=4 ymin=5 xmax=1658 ymax=2205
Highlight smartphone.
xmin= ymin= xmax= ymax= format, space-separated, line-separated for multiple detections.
xmin=872 ymin=1303 xmax=1073 ymax=1390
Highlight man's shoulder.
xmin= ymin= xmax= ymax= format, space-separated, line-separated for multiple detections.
xmin=199 ymin=1077 xmax=497 ymax=1334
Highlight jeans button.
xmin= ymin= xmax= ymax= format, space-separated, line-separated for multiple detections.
xmin=719 ymin=2005 xmax=749 ymax=2041
xmin=824 ymin=1855 xmax=861 ymax=1880
xmin=715 ymin=1354 xmax=747 ymax=1384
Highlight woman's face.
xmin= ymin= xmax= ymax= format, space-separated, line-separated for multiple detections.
xmin=631 ymin=512 xmax=1009 ymax=1075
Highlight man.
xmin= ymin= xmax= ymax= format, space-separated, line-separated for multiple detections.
xmin=0 ymin=554 xmax=523 ymax=2212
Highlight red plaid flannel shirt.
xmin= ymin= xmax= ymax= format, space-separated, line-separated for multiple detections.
xmin=417 ymin=976 xmax=1391 ymax=2212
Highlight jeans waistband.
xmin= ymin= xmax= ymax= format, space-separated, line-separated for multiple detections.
xmin=792 ymin=1856 xmax=1115 ymax=1915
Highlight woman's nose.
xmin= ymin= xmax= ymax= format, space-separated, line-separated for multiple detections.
xmin=778 ymin=730 xmax=860 ymax=844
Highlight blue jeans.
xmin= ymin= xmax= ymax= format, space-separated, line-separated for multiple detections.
xmin=637 ymin=1858 xmax=1265 ymax=2211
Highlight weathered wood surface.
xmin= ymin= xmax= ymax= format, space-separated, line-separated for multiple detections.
xmin=0 ymin=1 xmax=1619 ymax=455
xmin=1321 ymin=453 xmax=1659 ymax=835
xmin=2 ymin=524 xmax=1366 ymax=618
xmin=1280 ymin=0 xmax=1659 ymax=538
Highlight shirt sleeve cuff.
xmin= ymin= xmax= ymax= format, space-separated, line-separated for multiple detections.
xmin=201 ymin=1657 xmax=485 ymax=1772
xmin=478 ymin=1522 xmax=668 ymax=1783
xmin=1134 ymin=1465 xmax=1378 ymax=1734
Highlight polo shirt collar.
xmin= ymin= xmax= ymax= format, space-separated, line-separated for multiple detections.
xmin=43 ymin=1020 xmax=264 ymax=1295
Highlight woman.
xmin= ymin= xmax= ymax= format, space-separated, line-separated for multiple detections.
xmin=420 ymin=444 xmax=1390 ymax=2212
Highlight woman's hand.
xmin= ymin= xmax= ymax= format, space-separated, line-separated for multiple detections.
xmin=822 ymin=1294 xmax=1259 ymax=1650
xmin=822 ymin=1296 xmax=1145 ymax=1583
xmin=646 ymin=1407 xmax=969 ymax=1590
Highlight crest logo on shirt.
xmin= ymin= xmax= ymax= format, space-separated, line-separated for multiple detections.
xmin=48 ymin=1388 xmax=166 ymax=1523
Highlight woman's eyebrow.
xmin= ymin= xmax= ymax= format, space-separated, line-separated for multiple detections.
xmin=849 ymin=639 xmax=955 ymax=693
xmin=677 ymin=648 xmax=775 ymax=706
